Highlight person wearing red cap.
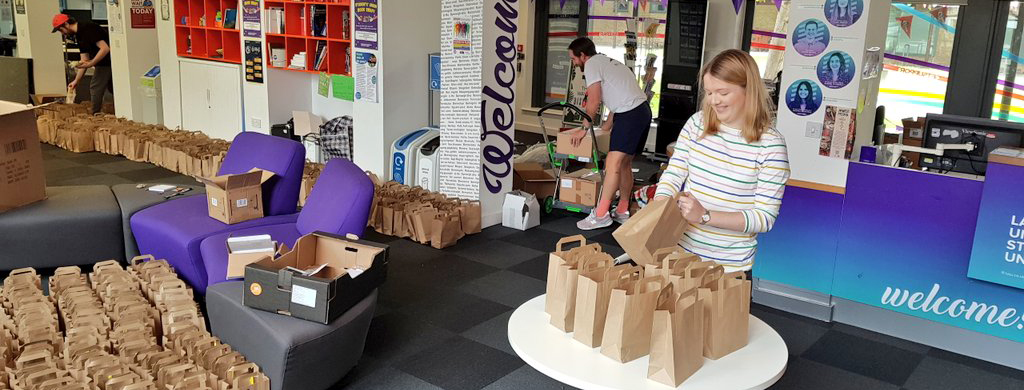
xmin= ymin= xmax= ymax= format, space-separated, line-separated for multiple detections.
xmin=53 ymin=13 xmax=113 ymax=114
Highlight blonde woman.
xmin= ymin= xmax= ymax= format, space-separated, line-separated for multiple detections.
xmin=654 ymin=49 xmax=791 ymax=272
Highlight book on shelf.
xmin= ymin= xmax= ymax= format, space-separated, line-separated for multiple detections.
xmin=266 ymin=8 xmax=284 ymax=34
xmin=311 ymin=5 xmax=327 ymax=37
xmin=312 ymin=40 xmax=328 ymax=71
xmin=343 ymin=10 xmax=350 ymax=40
xmin=224 ymin=9 xmax=237 ymax=29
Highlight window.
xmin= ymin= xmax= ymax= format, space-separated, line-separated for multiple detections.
xmin=877 ymin=3 xmax=960 ymax=131
xmin=745 ymin=2 xmax=962 ymax=131
xmin=992 ymin=2 xmax=1024 ymax=122
xmin=540 ymin=0 xmax=582 ymax=105
xmin=586 ymin=0 xmax=667 ymax=117
xmin=749 ymin=0 xmax=789 ymax=80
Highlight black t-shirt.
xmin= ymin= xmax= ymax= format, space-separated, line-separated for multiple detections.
xmin=76 ymin=21 xmax=111 ymax=67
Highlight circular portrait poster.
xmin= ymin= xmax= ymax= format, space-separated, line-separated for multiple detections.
xmin=792 ymin=19 xmax=830 ymax=57
xmin=786 ymin=79 xmax=823 ymax=117
xmin=817 ymin=51 xmax=855 ymax=89
xmin=824 ymin=0 xmax=863 ymax=28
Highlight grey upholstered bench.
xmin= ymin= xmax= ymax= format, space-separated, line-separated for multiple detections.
xmin=0 ymin=185 xmax=123 ymax=270
xmin=205 ymin=281 xmax=377 ymax=390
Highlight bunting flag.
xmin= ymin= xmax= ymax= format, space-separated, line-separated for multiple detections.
xmin=930 ymin=6 xmax=948 ymax=24
xmin=560 ymin=0 xmax=567 ymax=8
xmin=775 ymin=0 xmax=783 ymax=10
xmin=733 ymin=0 xmax=743 ymax=14
xmin=897 ymin=15 xmax=913 ymax=39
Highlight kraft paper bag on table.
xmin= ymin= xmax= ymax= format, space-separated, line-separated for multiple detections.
xmin=573 ymin=263 xmax=639 ymax=348
xmin=699 ymin=270 xmax=751 ymax=360
xmin=544 ymin=236 xmax=602 ymax=332
xmin=612 ymin=194 xmax=687 ymax=265
xmin=642 ymin=247 xmax=698 ymax=279
xmin=601 ymin=275 xmax=667 ymax=363
xmin=648 ymin=286 xmax=705 ymax=387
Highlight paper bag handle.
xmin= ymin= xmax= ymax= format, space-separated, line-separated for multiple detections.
xmin=554 ymin=235 xmax=586 ymax=252
xmin=650 ymin=247 xmax=679 ymax=266
xmin=700 ymin=265 xmax=726 ymax=288
xmin=655 ymin=282 xmax=675 ymax=308
xmin=637 ymin=275 xmax=666 ymax=294
xmin=131 ymin=254 xmax=156 ymax=266
xmin=578 ymin=252 xmax=614 ymax=273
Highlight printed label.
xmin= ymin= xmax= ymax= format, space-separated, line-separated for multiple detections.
xmin=290 ymin=285 xmax=317 ymax=308
xmin=561 ymin=179 xmax=573 ymax=188
xmin=211 ymin=198 xmax=219 ymax=207
xmin=236 ymin=198 xmax=248 ymax=208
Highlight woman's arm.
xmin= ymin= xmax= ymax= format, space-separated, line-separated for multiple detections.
xmin=743 ymin=137 xmax=790 ymax=233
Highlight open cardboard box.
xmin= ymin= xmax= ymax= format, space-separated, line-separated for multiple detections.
xmin=0 ymin=100 xmax=47 ymax=214
xmin=512 ymin=162 xmax=557 ymax=201
xmin=243 ymin=232 xmax=389 ymax=324
xmin=559 ymin=168 xmax=603 ymax=207
xmin=198 ymin=169 xmax=275 ymax=224
xmin=226 ymin=235 xmax=287 ymax=280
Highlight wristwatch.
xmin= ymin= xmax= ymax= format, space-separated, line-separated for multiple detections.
xmin=699 ymin=210 xmax=711 ymax=225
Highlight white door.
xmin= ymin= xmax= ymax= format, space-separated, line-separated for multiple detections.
xmin=179 ymin=60 xmax=211 ymax=135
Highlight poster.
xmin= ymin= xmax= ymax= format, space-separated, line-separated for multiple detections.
xmin=817 ymin=50 xmax=855 ymax=89
xmin=1 ymin=0 xmax=12 ymax=20
xmin=819 ymin=105 xmax=856 ymax=159
xmin=244 ymin=40 xmax=264 ymax=84
xmin=130 ymin=0 xmax=156 ymax=29
xmin=318 ymin=72 xmax=330 ymax=97
xmin=862 ymin=47 xmax=882 ymax=79
xmin=355 ymin=51 xmax=378 ymax=103
xmin=824 ymin=0 xmax=863 ymax=27
xmin=452 ymin=19 xmax=471 ymax=54
xmin=968 ymin=153 xmax=1024 ymax=290
xmin=785 ymin=79 xmax=822 ymax=117
xmin=792 ymin=19 xmax=829 ymax=57
xmin=242 ymin=0 xmax=261 ymax=38
xmin=354 ymin=0 xmax=379 ymax=50
xmin=332 ymin=75 xmax=354 ymax=101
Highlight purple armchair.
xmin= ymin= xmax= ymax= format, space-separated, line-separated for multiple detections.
xmin=130 ymin=132 xmax=306 ymax=293
xmin=198 ymin=158 xmax=375 ymax=287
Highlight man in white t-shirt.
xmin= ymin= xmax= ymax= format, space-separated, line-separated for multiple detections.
xmin=567 ymin=37 xmax=653 ymax=230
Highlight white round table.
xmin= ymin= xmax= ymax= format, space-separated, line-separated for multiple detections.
xmin=508 ymin=295 xmax=788 ymax=390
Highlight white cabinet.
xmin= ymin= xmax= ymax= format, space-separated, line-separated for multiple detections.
xmin=180 ymin=59 xmax=243 ymax=141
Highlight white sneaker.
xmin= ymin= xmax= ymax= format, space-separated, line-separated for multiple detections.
xmin=577 ymin=210 xmax=613 ymax=231
xmin=611 ymin=210 xmax=630 ymax=225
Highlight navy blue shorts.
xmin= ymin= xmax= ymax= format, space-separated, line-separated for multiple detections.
xmin=609 ymin=102 xmax=653 ymax=156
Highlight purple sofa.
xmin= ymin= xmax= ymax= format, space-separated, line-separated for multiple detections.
xmin=130 ymin=132 xmax=306 ymax=292
xmin=199 ymin=157 xmax=375 ymax=287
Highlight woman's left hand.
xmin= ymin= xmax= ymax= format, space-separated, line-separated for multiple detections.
xmin=677 ymin=192 xmax=706 ymax=223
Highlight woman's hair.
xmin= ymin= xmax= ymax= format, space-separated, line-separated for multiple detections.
xmin=797 ymin=81 xmax=814 ymax=102
xmin=828 ymin=53 xmax=844 ymax=73
xmin=698 ymin=49 xmax=774 ymax=143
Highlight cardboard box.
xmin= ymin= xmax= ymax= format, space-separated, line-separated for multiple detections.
xmin=502 ymin=191 xmax=540 ymax=231
xmin=291 ymin=111 xmax=323 ymax=137
xmin=243 ymin=232 xmax=389 ymax=324
xmin=0 ymin=101 xmax=47 ymax=214
xmin=198 ymin=169 xmax=275 ymax=224
xmin=30 ymin=94 xmax=65 ymax=106
xmin=559 ymin=169 xmax=603 ymax=207
xmin=556 ymin=129 xmax=611 ymax=159
xmin=512 ymin=163 xmax=557 ymax=201
xmin=902 ymin=117 xmax=925 ymax=140
xmin=225 ymin=235 xmax=281 ymax=280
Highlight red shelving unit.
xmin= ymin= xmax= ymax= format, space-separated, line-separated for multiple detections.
xmin=175 ymin=0 xmax=242 ymax=63
xmin=264 ymin=0 xmax=352 ymax=76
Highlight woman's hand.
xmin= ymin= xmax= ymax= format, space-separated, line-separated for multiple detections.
xmin=677 ymin=192 xmax=706 ymax=223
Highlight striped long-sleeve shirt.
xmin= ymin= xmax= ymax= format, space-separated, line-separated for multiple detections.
xmin=655 ymin=112 xmax=791 ymax=271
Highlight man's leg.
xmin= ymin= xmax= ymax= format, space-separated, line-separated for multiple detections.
xmin=595 ymin=151 xmax=627 ymax=218
xmin=616 ymin=155 xmax=633 ymax=214
xmin=89 ymin=66 xmax=112 ymax=114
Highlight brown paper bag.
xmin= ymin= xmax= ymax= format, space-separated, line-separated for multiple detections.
xmin=430 ymin=213 xmax=463 ymax=249
xmin=381 ymin=204 xmax=395 ymax=236
xmin=648 ymin=287 xmax=705 ymax=387
xmin=410 ymin=205 xmax=437 ymax=244
xmin=458 ymin=200 xmax=482 ymax=235
xmin=573 ymin=263 xmax=638 ymax=348
xmin=612 ymin=194 xmax=687 ymax=265
xmin=699 ymin=270 xmax=750 ymax=359
xmin=600 ymin=275 xmax=666 ymax=363
xmin=544 ymin=236 xmax=601 ymax=332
